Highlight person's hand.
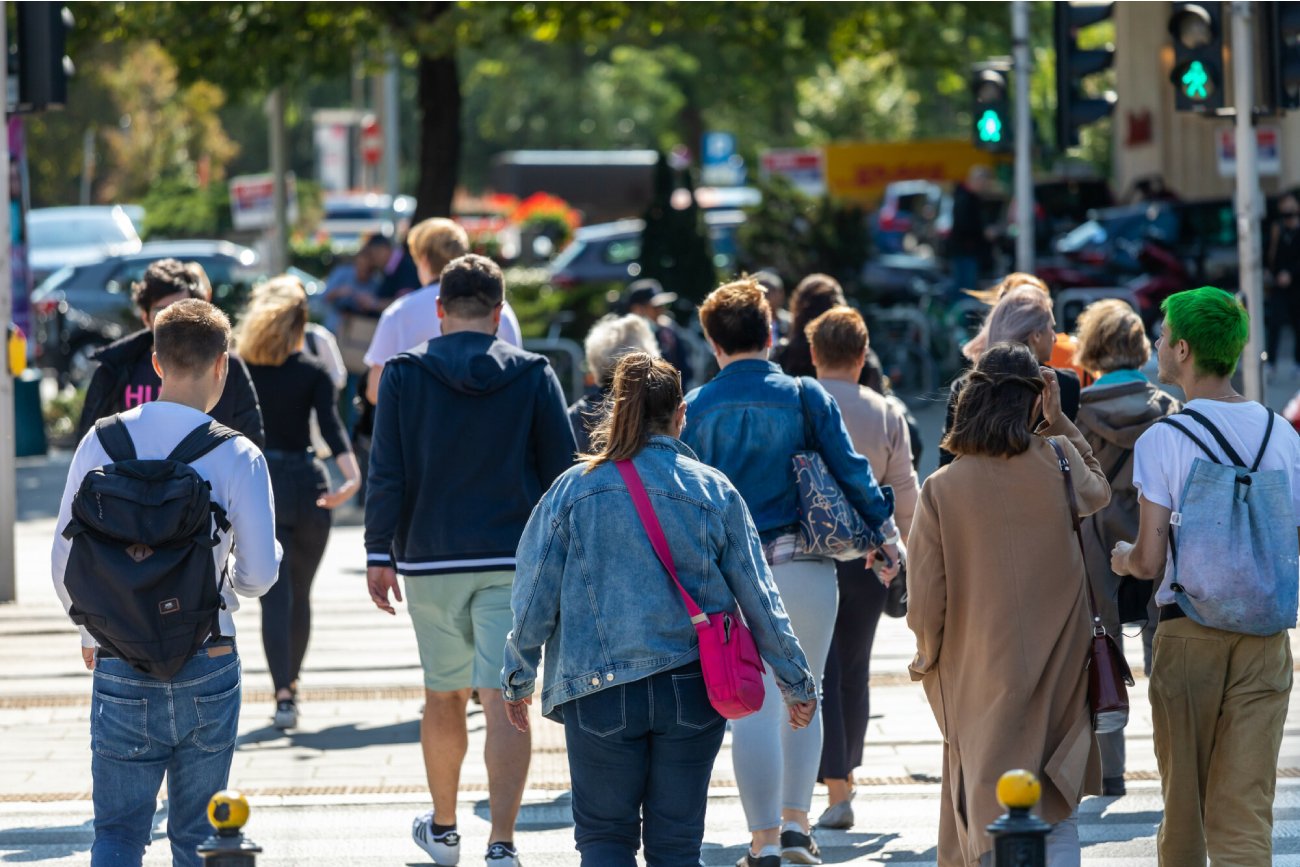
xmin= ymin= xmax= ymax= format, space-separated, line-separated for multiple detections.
xmin=81 ymin=646 xmax=96 ymax=671
xmin=1280 ymin=271 xmax=1293 ymax=289
xmin=1111 ymin=541 xmax=1134 ymax=577
xmin=1040 ymin=367 xmax=1063 ymax=427
xmin=505 ymin=696 xmax=532 ymax=733
xmin=871 ymin=543 xmax=901 ymax=585
xmin=788 ymin=699 xmax=816 ymax=730
xmin=367 ymin=566 xmax=402 ymax=615
xmin=316 ymin=480 xmax=359 ymax=510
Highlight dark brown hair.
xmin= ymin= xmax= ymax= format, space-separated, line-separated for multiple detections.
xmin=698 ymin=278 xmax=771 ymax=355
xmin=940 ymin=342 xmax=1046 ymax=458
xmin=132 ymin=258 xmax=206 ymax=315
xmin=806 ymin=305 xmax=869 ymax=370
xmin=581 ymin=352 xmax=682 ymax=471
xmin=440 ymin=253 xmax=504 ymax=318
xmin=153 ymin=299 xmax=231 ymax=377
xmin=780 ymin=274 xmax=846 ymax=376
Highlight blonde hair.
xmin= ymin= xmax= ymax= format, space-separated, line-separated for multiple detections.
xmin=236 ymin=276 xmax=309 ymax=367
xmin=580 ymin=352 xmax=682 ymax=472
xmin=962 ymin=272 xmax=1052 ymax=360
xmin=1074 ymin=299 xmax=1150 ymax=374
xmin=408 ymin=218 xmax=470 ymax=277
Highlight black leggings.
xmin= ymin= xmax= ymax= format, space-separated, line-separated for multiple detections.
xmin=260 ymin=455 xmax=332 ymax=693
xmin=818 ymin=557 xmax=888 ymax=781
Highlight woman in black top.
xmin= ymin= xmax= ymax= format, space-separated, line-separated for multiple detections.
xmin=1267 ymin=193 xmax=1300 ymax=368
xmin=238 ymin=277 xmax=360 ymax=730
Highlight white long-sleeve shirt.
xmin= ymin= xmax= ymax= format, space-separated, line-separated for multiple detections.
xmin=52 ymin=401 xmax=283 ymax=647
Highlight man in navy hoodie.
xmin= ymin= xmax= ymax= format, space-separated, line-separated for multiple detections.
xmin=365 ymin=254 xmax=575 ymax=867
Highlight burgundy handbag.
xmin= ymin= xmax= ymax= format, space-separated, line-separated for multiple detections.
xmin=615 ymin=460 xmax=766 ymax=720
xmin=1048 ymin=438 xmax=1134 ymax=735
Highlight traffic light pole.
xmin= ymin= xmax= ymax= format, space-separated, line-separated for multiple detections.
xmin=0 ymin=3 xmax=15 ymax=604
xmin=1233 ymin=0 xmax=1265 ymax=403
xmin=1013 ymin=1 xmax=1034 ymax=272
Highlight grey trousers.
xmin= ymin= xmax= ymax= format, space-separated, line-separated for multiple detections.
xmin=731 ymin=558 xmax=838 ymax=832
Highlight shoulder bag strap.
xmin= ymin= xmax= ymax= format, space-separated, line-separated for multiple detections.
xmin=1047 ymin=437 xmax=1106 ymax=636
xmin=1156 ymin=416 xmax=1222 ymax=464
xmin=94 ymin=415 xmax=137 ymax=462
xmin=1180 ymin=407 xmax=1249 ymax=467
xmin=1252 ymin=408 xmax=1276 ymax=473
xmin=615 ymin=460 xmax=708 ymax=626
xmin=794 ymin=376 xmax=816 ymax=452
xmin=168 ymin=421 xmax=242 ymax=465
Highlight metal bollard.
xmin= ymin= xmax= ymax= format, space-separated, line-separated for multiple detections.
xmin=197 ymin=790 xmax=262 ymax=866
xmin=987 ymin=769 xmax=1051 ymax=867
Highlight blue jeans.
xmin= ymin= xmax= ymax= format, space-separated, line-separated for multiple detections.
xmin=563 ymin=662 xmax=726 ymax=866
xmin=90 ymin=648 xmax=242 ymax=867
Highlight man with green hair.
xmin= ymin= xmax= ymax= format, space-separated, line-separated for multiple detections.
xmin=1112 ymin=286 xmax=1300 ymax=865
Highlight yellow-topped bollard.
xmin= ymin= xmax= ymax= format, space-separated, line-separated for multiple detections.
xmin=197 ymin=790 xmax=262 ymax=865
xmin=986 ymin=770 xmax=1051 ymax=867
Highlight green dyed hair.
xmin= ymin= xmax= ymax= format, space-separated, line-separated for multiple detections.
xmin=1161 ymin=286 xmax=1249 ymax=377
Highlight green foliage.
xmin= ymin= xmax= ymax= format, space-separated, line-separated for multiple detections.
xmin=43 ymin=386 xmax=85 ymax=448
xmin=737 ymin=174 xmax=869 ymax=297
xmin=639 ymin=153 xmax=715 ymax=303
xmin=506 ymin=267 xmax=616 ymax=342
xmin=139 ymin=177 xmax=232 ymax=239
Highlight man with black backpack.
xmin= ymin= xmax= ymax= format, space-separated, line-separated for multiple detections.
xmin=52 ymin=299 xmax=281 ymax=867
xmin=1113 ymin=286 xmax=1300 ymax=866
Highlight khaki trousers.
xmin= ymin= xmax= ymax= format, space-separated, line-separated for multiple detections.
xmin=1149 ymin=617 xmax=1292 ymax=866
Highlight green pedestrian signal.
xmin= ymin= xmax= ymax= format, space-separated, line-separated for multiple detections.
xmin=977 ymin=109 xmax=1003 ymax=143
xmin=1182 ymin=60 xmax=1210 ymax=100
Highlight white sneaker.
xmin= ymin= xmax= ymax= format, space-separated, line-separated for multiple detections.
xmin=485 ymin=842 xmax=521 ymax=865
xmin=412 ymin=812 xmax=460 ymax=865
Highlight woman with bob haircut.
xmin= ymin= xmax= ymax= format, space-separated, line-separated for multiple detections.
xmin=907 ymin=341 xmax=1110 ymax=867
xmin=939 ymin=285 xmax=1081 ymax=466
xmin=682 ymin=278 xmax=898 ymax=866
xmin=237 ymin=277 xmax=361 ymax=729
xmin=1072 ymin=299 xmax=1179 ymax=795
xmin=503 ymin=352 xmax=815 ymax=867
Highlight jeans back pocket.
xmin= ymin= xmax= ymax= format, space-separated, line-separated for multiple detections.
xmin=92 ymin=692 xmax=151 ymax=760
xmin=575 ymin=685 xmax=626 ymax=737
xmin=672 ymin=671 xmax=722 ymax=730
xmin=192 ymin=680 xmax=242 ymax=753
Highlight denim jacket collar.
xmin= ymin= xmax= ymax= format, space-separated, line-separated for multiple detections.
xmin=711 ymin=358 xmax=781 ymax=382
xmin=644 ymin=435 xmax=699 ymax=461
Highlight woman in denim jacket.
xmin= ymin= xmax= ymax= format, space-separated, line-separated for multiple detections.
xmin=503 ymin=353 xmax=816 ymax=867
xmin=681 ymin=279 xmax=898 ymax=867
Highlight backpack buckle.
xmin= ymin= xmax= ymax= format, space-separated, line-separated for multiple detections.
xmin=1170 ymin=512 xmax=1182 ymax=527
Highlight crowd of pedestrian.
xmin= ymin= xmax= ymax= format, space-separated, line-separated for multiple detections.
xmin=48 ymin=219 xmax=1300 ymax=867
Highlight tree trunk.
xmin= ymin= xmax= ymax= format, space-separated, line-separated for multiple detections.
xmin=414 ymin=52 xmax=460 ymax=220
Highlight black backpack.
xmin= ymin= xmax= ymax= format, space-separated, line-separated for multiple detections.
xmin=62 ymin=416 xmax=241 ymax=680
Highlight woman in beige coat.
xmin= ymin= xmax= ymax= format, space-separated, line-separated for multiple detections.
xmin=907 ymin=342 xmax=1110 ymax=866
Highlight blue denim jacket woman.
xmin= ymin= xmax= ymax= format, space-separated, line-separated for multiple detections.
xmin=502 ymin=353 xmax=815 ymax=867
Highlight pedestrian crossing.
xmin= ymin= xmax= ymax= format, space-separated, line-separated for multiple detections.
xmin=8 ymin=783 xmax=1300 ymax=864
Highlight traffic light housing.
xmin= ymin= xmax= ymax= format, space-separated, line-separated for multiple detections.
xmin=1054 ymin=1 xmax=1118 ymax=151
xmin=971 ymin=63 xmax=1011 ymax=153
xmin=1168 ymin=2 xmax=1224 ymax=112
xmin=1264 ymin=1 xmax=1300 ymax=111
xmin=15 ymin=2 xmax=73 ymax=111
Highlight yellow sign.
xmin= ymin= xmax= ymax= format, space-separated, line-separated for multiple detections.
xmin=824 ymin=140 xmax=1002 ymax=205
xmin=7 ymin=325 xmax=25 ymax=377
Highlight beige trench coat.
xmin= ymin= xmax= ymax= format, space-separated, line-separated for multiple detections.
xmin=906 ymin=419 xmax=1111 ymax=865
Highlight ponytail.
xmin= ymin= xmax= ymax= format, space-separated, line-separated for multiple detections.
xmin=581 ymin=352 xmax=683 ymax=472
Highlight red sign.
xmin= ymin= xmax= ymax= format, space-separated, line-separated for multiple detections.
xmin=361 ymin=116 xmax=382 ymax=166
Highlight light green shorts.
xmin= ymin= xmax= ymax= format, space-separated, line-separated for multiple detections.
xmin=403 ymin=570 xmax=516 ymax=692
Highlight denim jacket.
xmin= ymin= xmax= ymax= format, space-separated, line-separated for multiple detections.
xmin=682 ymin=359 xmax=895 ymax=544
xmin=502 ymin=436 xmax=816 ymax=719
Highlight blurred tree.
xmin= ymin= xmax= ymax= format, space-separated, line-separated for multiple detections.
xmin=639 ymin=152 xmax=715 ymax=302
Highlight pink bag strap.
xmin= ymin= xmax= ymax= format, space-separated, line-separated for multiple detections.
xmin=615 ymin=459 xmax=709 ymax=627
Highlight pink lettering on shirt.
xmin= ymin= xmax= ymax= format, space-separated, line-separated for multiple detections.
xmin=124 ymin=384 xmax=154 ymax=408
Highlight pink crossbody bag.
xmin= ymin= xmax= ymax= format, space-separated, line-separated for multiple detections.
xmin=616 ymin=459 xmax=766 ymax=720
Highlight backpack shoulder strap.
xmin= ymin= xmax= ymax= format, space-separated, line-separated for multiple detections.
xmin=94 ymin=416 xmax=137 ymax=462
xmin=1157 ymin=415 xmax=1223 ymax=465
xmin=1180 ymin=407 xmax=1248 ymax=467
xmin=167 ymin=421 xmax=242 ymax=465
xmin=1252 ymin=408 xmax=1276 ymax=473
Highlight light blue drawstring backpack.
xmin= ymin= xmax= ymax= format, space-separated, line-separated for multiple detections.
xmin=1157 ymin=407 xmax=1299 ymax=636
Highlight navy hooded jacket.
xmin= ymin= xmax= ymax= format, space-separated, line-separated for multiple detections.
xmin=364 ymin=331 xmax=577 ymax=576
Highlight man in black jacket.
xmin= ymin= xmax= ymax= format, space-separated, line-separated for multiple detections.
xmin=365 ymin=254 xmax=574 ymax=867
xmin=76 ymin=259 xmax=265 ymax=446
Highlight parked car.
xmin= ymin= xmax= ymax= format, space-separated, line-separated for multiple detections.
xmin=27 ymin=206 xmax=143 ymax=286
xmin=871 ymin=181 xmax=947 ymax=256
xmin=317 ymin=192 xmax=416 ymax=253
xmin=548 ymin=211 xmax=746 ymax=289
xmin=31 ymin=240 xmax=324 ymax=386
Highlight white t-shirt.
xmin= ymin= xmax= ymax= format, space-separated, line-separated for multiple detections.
xmin=1132 ymin=398 xmax=1300 ymax=605
xmin=362 ymin=282 xmax=523 ymax=367
xmin=52 ymin=401 xmax=283 ymax=647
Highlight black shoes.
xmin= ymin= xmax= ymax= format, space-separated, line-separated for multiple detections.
xmin=780 ymin=828 xmax=823 ymax=865
xmin=735 ymin=852 xmax=780 ymax=867
xmin=1102 ymin=775 xmax=1127 ymax=797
